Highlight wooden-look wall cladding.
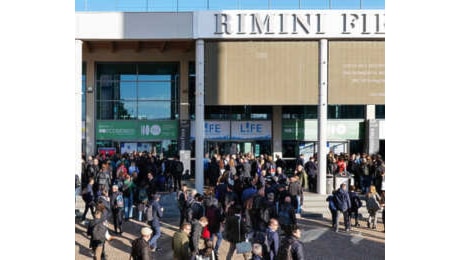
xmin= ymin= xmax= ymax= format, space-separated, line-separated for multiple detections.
xmin=205 ymin=41 xmax=319 ymax=105
xmin=328 ymin=41 xmax=385 ymax=105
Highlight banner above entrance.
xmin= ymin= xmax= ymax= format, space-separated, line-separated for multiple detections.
xmin=96 ymin=120 xmax=178 ymax=140
xmin=191 ymin=120 xmax=271 ymax=140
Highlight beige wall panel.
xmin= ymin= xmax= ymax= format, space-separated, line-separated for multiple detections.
xmin=205 ymin=41 xmax=318 ymax=105
xmin=329 ymin=41 xmax=385 ymax=104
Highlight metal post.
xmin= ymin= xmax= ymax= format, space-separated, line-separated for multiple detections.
xmin=195 ymin=39 xmax=205 ymax=194
xmin=75 ymin=40 xmax=83 ymax=182
xmin=317 ymin=39 xmax=328 ymax=195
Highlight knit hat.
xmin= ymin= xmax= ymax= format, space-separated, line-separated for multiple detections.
xmin=141 ymin=227 xmax=153 ymax=236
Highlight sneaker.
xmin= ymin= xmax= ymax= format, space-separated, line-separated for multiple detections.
xmin=345 ymin=228 xmax=351 ymax=233
xmin=151 ymin=247 xmax=162 ymax=252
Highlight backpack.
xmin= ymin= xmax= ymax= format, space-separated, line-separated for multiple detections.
xmin=174 ymin=161 xmax=184 ymax=175
xmin=367 ymin=194 xmax=381 ymax=211
xmin=276 ymin=238 xmax=293 ymax=260
xmin=326 ymin=195 xmax=337 ymax=211
xmin=252 ymin=230 xmax=268 ymax=251
xmin=138 ymin=189 xmax=148 ymax=204
xmin=116 ymin=193 xmax=124 ymax=208
xmin=96 ymin=172 xmax=109 ymax=186
xmin=278 ymin=208 xmax=291 ymax=225
xmin=260 ymin=207 xmax=271 ymax=224
xmin=351 ymin=195 xmax=362 ymax=210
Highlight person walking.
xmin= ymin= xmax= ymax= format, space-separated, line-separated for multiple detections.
xmin=348 ymin=185 xmax=363 ymax=227
xmin=129 ymin=227 xmax=153 ymax=260
xmin=81 ymin=177 xmax=96 ymax=223
xmin=366 ymin=185 xmax=382 ymax=230
xmin=277 ymin=225 xmax=305 ymax=260
xmin=110 ymin=185 xmax=124 ymax=235
xmin=148 ymin=194 xmax=164 ymax=252
xmin=332 ymin=183 xmax=352 ymax=232
xmin=87 ymin=210 xmax=113 ymax=260
xmin=172 ymin=223 xmax=192 ymax=260
xmin=190 ymin=217 xmax=209 ymax=259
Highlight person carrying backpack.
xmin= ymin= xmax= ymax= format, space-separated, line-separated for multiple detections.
xmin=110 ymin=185 xmax=124 ymax=235
xmin=326 ymin=194 xmax=338 ymax=230
xmin=348 ymin=185 xmax=363 ymax=227
xmin=129 ymin=227 xmax=153 ymax=260
xmin=276 ymin=225 xmax=305 ymax=260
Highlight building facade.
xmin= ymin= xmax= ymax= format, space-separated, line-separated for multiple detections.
xmin=75 ymin=10 xmax=385 ymax=193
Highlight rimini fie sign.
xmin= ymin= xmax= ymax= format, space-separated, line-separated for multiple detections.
xmin=194 ymin=10 xmax=384 ymax=39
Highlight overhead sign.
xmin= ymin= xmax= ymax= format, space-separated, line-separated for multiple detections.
xmin=191 ymin=121 xmax=231 ymax=140
xmin=195 ymin=10 xmax=385 ymax=39
xmin=282 ymin=120 xmax=364 ymax=140
xmin=96 ymin=120 xmax=178 ymax=140
xmin=231 ymin=121 xmax=272 ymax=140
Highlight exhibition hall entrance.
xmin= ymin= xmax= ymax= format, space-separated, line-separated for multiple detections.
xmin=205 ymin=140 xmax=271 ymax=157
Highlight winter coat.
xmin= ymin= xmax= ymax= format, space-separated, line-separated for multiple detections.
xmin=333 ymin=188 xmax=351 ymax=212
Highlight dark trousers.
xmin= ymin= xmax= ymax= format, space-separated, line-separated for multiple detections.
xmin=334 ymin=210 xmax=350 ymax=231
xmin=172 ymin=174 xmax=182 ymax=192
xmin=330 ymin=209 xmax=338 ymax=228
xmin=348 ymin=209 xmax=360 ymax=225
xmin=308 ymin=175 xmax=317 ymax=192
xmin=82 ymin=201 xmax=95 ymax=221
xmin=112 ymin=208 xmax=123 ymax=233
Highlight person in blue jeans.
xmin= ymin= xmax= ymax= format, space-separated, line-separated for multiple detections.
xmin=148 ymin=194 xmax=163 ymax=252
xmin=122 ymin=175 xmax=136 ymax=220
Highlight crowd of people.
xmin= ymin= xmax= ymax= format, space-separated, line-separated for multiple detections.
xmin=76 ymin=150 xmax=385 ymax=260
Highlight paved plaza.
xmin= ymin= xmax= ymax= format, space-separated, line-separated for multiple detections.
xmin=75 ymin=181 xmax=385 ymax=259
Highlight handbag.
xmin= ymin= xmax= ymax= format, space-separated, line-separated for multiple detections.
xmin=235 ymin=216 xmax=252 ymax=254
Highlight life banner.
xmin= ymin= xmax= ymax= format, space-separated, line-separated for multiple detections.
xmin=231 ymin=121 xmax=272 ymax=140
xmin=190 ymin=120 xmax=231 ymax=140
xmin=96 ymin=120 xmax=178 ymax=140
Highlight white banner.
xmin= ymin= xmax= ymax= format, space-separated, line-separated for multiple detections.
xmin=191 ymin=121 xmax=231 ymax=140
xmin=231 ymin=121 xmax=272 ymax=140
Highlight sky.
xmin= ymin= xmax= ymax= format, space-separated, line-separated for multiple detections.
xmin=76 ymin=0 xmax=385 ymax=12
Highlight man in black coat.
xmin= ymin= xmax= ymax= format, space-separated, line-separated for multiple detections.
xmin=333 ymin=183 xmax=352 ymax=232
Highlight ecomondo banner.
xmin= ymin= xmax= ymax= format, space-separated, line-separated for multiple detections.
xmin=96 ymin=120 xmax=178 ymax=140
xmin=282 ymin=120 xmax=364 ymax=140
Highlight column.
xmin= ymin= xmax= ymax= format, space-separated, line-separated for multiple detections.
xmin=195 ymin=39 xmax=205 ymax=194
xmin=179 ymin=60 xmax=191 ymax=177
xmin=75 ymin=40 xmax=83 ymax=178
xmin=317 ymin=39 xmax=328 ymax=195
xmin=272 ymin=106 xmax=283 ymax=159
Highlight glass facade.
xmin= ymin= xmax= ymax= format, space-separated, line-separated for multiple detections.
xmin=376 ymin=105 xmax=385 ymax=119
xmin=96 ymin=63 xmax=179 ymax=120
xmin=327 ymin=105 xmax=365 ymax=119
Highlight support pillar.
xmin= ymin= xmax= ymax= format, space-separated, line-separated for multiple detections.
xmin=317 ymin=39 xmax=328 ymax=195
xmin=75 ymin=40 xmax=83 ymax=179
xmin=195 ymin=39 xmax=205 ymax=194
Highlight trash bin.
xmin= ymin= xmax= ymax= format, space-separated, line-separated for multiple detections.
xmin=334 ymin=173 xmax=350 ymax=190
xmin=326 ymin=174 xmax=334 ymax=194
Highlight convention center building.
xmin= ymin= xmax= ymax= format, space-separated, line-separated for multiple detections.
xmin=75 ymin=9 xmax=385 ymax=193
